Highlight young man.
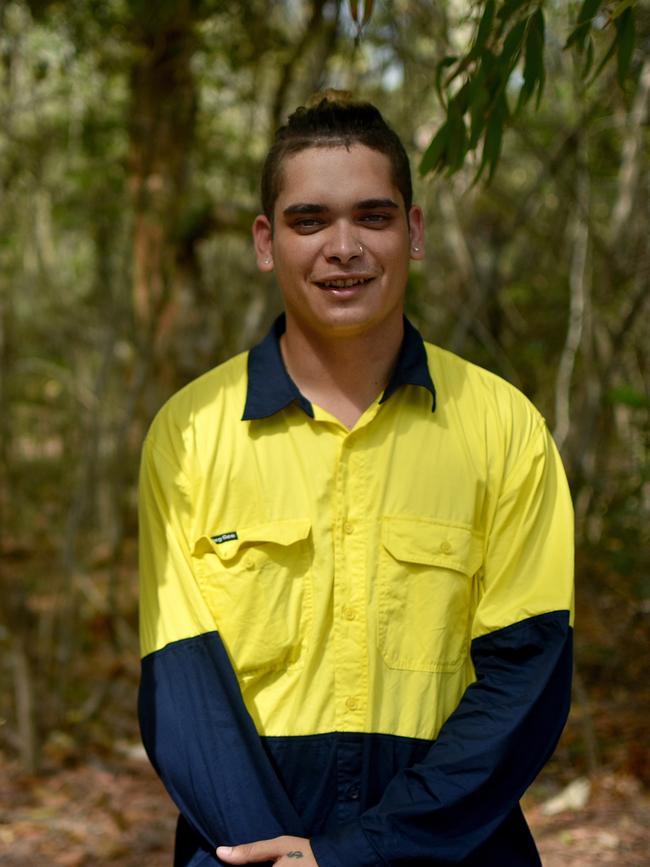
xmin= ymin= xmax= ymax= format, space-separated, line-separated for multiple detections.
xmin=138 ymin=95 xmax=574 ymax=867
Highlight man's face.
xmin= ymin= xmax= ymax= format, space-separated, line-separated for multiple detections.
xmin=253 ymin=145 xmax=424 ymax=342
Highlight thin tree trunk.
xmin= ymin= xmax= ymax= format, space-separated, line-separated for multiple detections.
xmin=11 ymin=634 xmax=38 ymax=774
xmin=611 ymin=59 xmax=650 ymax=244
xmin=554 ymin=165 xmax=590 ymax=455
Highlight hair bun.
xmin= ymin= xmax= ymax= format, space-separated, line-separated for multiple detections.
xmin=305 ymin=89 xmax=355 ymax=108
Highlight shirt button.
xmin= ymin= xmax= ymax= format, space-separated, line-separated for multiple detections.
xmin=439 ymin=540 xmax=453 ymax=554
xmin=243 ymin=556 xmax=255 ymax=570
xmin=347 ymin=785 xmax=360 ymax=800
xmin=343 ymin=521 xmax=354 ymax=535
xmin=343 ymin=606 xmax=357 ymax=620
xmin=345 ymin=696 xmax=359 ymax=711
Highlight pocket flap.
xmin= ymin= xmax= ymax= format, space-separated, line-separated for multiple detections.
xmin=382 ymin=517 xmax=482 ymax=575
xmin=193 ymin=518 xmax=311 ymax=561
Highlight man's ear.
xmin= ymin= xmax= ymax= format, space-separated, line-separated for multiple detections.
xmin=252 ymin=215 xmax=274 ymax=271
xmin=408 ymin=205 xmax=425 ymax=260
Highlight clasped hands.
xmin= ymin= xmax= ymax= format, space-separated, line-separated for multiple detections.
xmin=217 ymin=835 xmax=318 ymax=866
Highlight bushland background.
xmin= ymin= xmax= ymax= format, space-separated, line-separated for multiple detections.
xmin=0 ymin=1 xmax=648 ymax=864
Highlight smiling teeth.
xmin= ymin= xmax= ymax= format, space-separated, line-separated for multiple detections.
xmin=321 ymin=278 xmax=369 ymax=288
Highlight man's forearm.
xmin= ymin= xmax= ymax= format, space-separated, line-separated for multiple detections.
xmin=140 ymin=630 xmax=307 ymax=849
xmin=311 ymin=611 xmax=572 ymax=867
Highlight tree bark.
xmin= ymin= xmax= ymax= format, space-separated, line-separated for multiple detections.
xmin=127 ymin=2 xmax=198 ymax=372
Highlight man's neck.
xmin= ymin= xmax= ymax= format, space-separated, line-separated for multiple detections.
xmin=280 ymin=318 xmax=404 ymax=430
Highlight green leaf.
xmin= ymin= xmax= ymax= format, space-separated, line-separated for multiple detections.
xmin=468 ymin=66 xmax=489 ymax=149
xmin=496 ymin=0 xmax=532 ymax=27
xmin=454 ymin=80 xmax=473 ymax=113
xmin=447 ymin=99 xmax=468 ymax=174
xmin=616 ymin=8 xmax=635 ymax=86
xmin=473 ymin=0 xmax=496 ymax=57
xmin=478 ymin=43 xmax=511 ymax=121
xmin=576 ymin=0 xmax=604 ymax=26
xmin=419 ymin=122 xmax=449 ymax=176
xmin=587 ymin=33 xmax=616 ymax=84
xmin=500 ymin=17 xmax=528 ymax=73
xmin=361 ymin=0 xmax=374 ymax=27
xmin=477 ymin=94 xmax=507 ymax=182
xmin=480 ymin=115 xmax=503 ymax=182
xmin=610 ymin=0 xmax=636 ymax=20
xmin=565 ymin=0 xmax=603 ymax=52
xmin=435 ymin=55 xmax=458 ymax=105
xmin=517 ymin=9 xmax=545 ymax=111
xmin=494 ymin=0 xmax=530 ymax=40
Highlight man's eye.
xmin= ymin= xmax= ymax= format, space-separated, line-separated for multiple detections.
xmin=294 ymin=218 xmax=323 ymax=230
xmin=359 ymin=213 xmax=390 ymax=224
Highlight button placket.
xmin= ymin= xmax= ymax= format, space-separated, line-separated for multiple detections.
xmin=333 ymin=432 xmax=368 ymax=728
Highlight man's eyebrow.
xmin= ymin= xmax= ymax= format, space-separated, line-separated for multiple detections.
xmin=282 ymin=203 xmax=329 ymax=217
xmin=356 ymin=198 xmax=400 ymax=210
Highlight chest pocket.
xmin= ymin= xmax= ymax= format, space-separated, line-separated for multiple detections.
xmin=193 ymin=519 xmax=312 ymax=675
xmin=377 ymin=517 xmax=483 ymax=673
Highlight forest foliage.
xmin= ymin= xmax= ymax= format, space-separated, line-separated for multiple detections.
xmin=0 ymin=0 xmax=648 ymax=782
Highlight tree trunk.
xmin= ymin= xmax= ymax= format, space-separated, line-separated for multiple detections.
xmin=127 ymin=2 xmax=198 ymax=391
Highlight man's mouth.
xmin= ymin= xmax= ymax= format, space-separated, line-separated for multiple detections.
xmin=316 ymin=277 xmax=374 ymax=289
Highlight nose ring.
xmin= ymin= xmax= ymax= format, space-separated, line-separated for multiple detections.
xmin=358 ymin=244 xmax=363 ymax=254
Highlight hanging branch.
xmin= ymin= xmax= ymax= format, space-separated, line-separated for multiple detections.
xmin=420 ymin=1 xmax=638 ymax=182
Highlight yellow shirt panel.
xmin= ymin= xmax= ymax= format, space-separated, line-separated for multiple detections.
xmin=139 ymin=342 xmax=573 ymax=742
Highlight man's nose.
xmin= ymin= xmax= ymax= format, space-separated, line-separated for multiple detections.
xmin=323 ymin=221 xmax=363 ymax=263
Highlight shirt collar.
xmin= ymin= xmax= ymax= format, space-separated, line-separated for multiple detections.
xmin=242 ymin=314 xmax=436 ymax=421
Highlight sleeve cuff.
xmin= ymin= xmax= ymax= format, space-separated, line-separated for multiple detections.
xmin=311 ymin=821 xmax=384 ymax=867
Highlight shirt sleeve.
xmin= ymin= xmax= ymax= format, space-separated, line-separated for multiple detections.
xmin=138 ymin=434 xmax=307 ymax=863
xmin=311 ymin=421 xmax=574 ymax=867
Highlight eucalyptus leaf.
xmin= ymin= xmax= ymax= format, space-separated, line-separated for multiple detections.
xmin=501 ymin=17 xmax=528 ymax=72
xmin=419 ymin=123 xmax=449 ymax=176
xmin=473 ymin=0 xmax=496 ymax=58
xmin=566 ymin=0 xmax=603 ymax=52
xmin=616 ymin=8 xmax=636 ymax=86
xmin=497 ymin=0 xmax=532 ymax=24
xmin=610 ymin=0 xmax=636 ymax=20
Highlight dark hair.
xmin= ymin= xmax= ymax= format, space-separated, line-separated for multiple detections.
xmin=261 ymin=91 xmax=413 ymax=219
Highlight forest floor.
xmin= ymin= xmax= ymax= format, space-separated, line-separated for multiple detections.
xmin=1 ymin=749 xmax=649 ymax=866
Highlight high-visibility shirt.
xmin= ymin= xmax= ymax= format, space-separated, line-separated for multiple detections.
xmin=138 ymin=315 xmax=574 ymax=867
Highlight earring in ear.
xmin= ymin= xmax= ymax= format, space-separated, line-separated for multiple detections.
xmin=413 ymin=246 xmax=420 ymax=252
xmin=264 ymin=258 xmax=271 ymax=264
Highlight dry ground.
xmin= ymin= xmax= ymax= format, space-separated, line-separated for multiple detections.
xmin=1 ymin=751 xmax=648 ymax=866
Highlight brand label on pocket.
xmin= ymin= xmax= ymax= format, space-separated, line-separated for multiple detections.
xmin=211 ymin=531 xmax=238 ymax=544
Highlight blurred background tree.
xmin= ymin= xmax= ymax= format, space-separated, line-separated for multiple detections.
xmin=0 ymin=0 xmax=647 ymax=794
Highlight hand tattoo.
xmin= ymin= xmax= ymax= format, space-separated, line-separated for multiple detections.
xmin=287 ymin=853 xmax=304 ymax=859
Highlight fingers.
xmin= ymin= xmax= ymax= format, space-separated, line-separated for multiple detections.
xmin=217 ymin=838 xmax=282 ymax=863
xmin=216 ymin=844 xmax=257 ymax=864
xmin=217 ymin=836 xmax=313 ymax=865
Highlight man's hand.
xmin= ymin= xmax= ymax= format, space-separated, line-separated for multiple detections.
xmin=217 ymin=836 xmax=318 ymax=865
